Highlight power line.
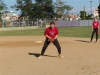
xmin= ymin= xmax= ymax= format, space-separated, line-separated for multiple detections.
xmin=5 ymin=1 xmax=98 ymax=4
xmin=54 ymin=0 xmax=98 ymax=4
xmin=67 ymin=1 xmax=98 ymax=3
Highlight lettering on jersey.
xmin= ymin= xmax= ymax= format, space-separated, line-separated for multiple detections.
xmin=94 ymin=23 xmax=97 ymax=26
xmin=49 ymin=31 xmax=55 ymax=35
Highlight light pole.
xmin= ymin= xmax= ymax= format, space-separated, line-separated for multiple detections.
xmin=84 ymin=6 xmax=86 ymax=20
xmin=90 ymin=1 xmax=92 ymax=15
xmin=99 ymin=0 xmax=100 ymax=5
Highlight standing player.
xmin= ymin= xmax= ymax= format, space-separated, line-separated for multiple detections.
xmin=89 ymin=18 xmax=99 ymax=43
xmin=38 ymin=21 xmax=63 ymax=59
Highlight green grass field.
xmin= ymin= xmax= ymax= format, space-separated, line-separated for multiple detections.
xmin=0 ymin=26 xmax=99 ymax=38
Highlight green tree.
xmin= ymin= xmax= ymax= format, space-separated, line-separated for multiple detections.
xmin=0 ymin=0 xmax=7 ymax=21
xmin=15 ymin=0 xmax=33 ymax=18
xmin=54 ymin=0 xmax=73 ymax=18
xmin=34 ymin=0 xmax=55 ymax=18
xmin=10 ymin=6 xmax=16 ymax=11
xmin=80 ymin=11 xmax=86 ymax=20
xmin=86 ymin=14 xmax=93 ymax=20
xmin=14 ymin=0 xmax=55 ymax=18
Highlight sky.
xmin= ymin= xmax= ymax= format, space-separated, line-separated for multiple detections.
xmin=4 ymin=0 xmax=99 ymax=15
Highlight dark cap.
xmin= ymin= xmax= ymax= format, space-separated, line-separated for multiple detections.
xmin=50 ymin=21 xmax=55 ymax=25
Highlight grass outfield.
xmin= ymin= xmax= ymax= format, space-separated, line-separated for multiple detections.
xmin=0 ymin=26 xmax=99 ymax=38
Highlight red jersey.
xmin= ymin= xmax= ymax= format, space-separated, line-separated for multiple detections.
xmin=92 ymin=21 xmax=99 ymax=28
xmin=44 ymin=27 xmax=58 ymax=38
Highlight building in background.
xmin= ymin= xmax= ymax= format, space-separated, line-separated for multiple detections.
xmin=93 ymin=9 xmax=99 ymax=18
xmin=2 ymin=11 xmax=19 ymax=22
xmin=68 ymin=14 xmax=80 ymax=21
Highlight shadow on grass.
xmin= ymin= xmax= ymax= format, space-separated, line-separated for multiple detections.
xmin=75 ymin=40 xmax=89 ymax=43
xmin=28 ymin=53 xmax=57 ymax=57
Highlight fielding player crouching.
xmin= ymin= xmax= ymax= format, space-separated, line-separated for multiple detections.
xmin=38 ymin=21 xmax=63 ymax=59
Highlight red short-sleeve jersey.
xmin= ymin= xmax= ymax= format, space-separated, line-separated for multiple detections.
xmin=92 ymin=21 xmax=99 ymax=28
xmin=44 ymin=27 xmax=58 ymax=38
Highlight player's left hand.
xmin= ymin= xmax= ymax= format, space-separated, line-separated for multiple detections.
xmin=48 ymin=38 xmax=55 ymax=42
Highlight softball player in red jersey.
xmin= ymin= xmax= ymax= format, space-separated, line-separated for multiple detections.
xmin=90 ymin=18 xmax=99 ymax=43
xmin=38 ymin=21 xmax=63 ymax=59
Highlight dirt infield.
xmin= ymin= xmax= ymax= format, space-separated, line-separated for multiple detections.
xmin=0 ymin=36 xmax=100 ymax=75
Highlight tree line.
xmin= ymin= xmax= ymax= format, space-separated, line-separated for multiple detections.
xmin=14 ymin=0 xmax=73 ymax=19
xmin=0 ymin=0 xmax=73 ymax=20
xmin=0 ymin=0 xmax=95 ymax=21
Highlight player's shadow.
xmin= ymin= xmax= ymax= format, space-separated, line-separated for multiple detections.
xmin=75 ymin=40 xmax=89 ymax=43
xmin=28 ymin=53 xmax=57 ymax=57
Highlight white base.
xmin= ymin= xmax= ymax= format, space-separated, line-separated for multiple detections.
xmin=35 ymin=41 xmax=42 ymax=43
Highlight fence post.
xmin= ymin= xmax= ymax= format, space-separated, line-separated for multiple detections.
xmin=88 ymin=20 xmax=89 ymax=26
xmin=3 ymin=21 xmax=6 ymax=27
xmin=37 ymin=18 xmax=38 ymax=28
xmin=28 ymin=19 xmax=29 ymax=26
xmin=19 ymin=19 xmax=20 ymax=27
xmin=45 ymin=18 xmax=46 ymax=28
xmin=41 ymin=19 xmax=42 ymax=28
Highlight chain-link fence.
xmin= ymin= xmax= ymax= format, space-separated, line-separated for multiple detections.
xmin=0 ymin=18 xmax=98 ymax=28
xmin=1 ymin=18 xmax=55 ymax=28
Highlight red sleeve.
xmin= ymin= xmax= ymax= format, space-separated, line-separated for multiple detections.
xmin=44 ymin=28 xmax=48 ymax=35
xmin=56 ymin=27 xmax=58 ymax=35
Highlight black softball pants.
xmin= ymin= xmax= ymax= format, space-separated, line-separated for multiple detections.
xmin=41 ymin=38 xmax=61 ymax=55
xmin=91 ymin=28 xmax=98 ymax=41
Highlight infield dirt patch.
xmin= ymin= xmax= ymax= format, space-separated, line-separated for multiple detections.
xmin=0 ymin=36 xmax=100 ymax=75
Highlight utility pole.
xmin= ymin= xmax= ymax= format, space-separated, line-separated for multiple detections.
xmin=56 ymin=0 xmax=58 ymax=14
xmin=99 ymin=0 xmax=100 ymax=5
xmin=84 ymin=6 xmax=86 ymax=20
xmin=90 ymin=1 xmax=92 ymax=15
